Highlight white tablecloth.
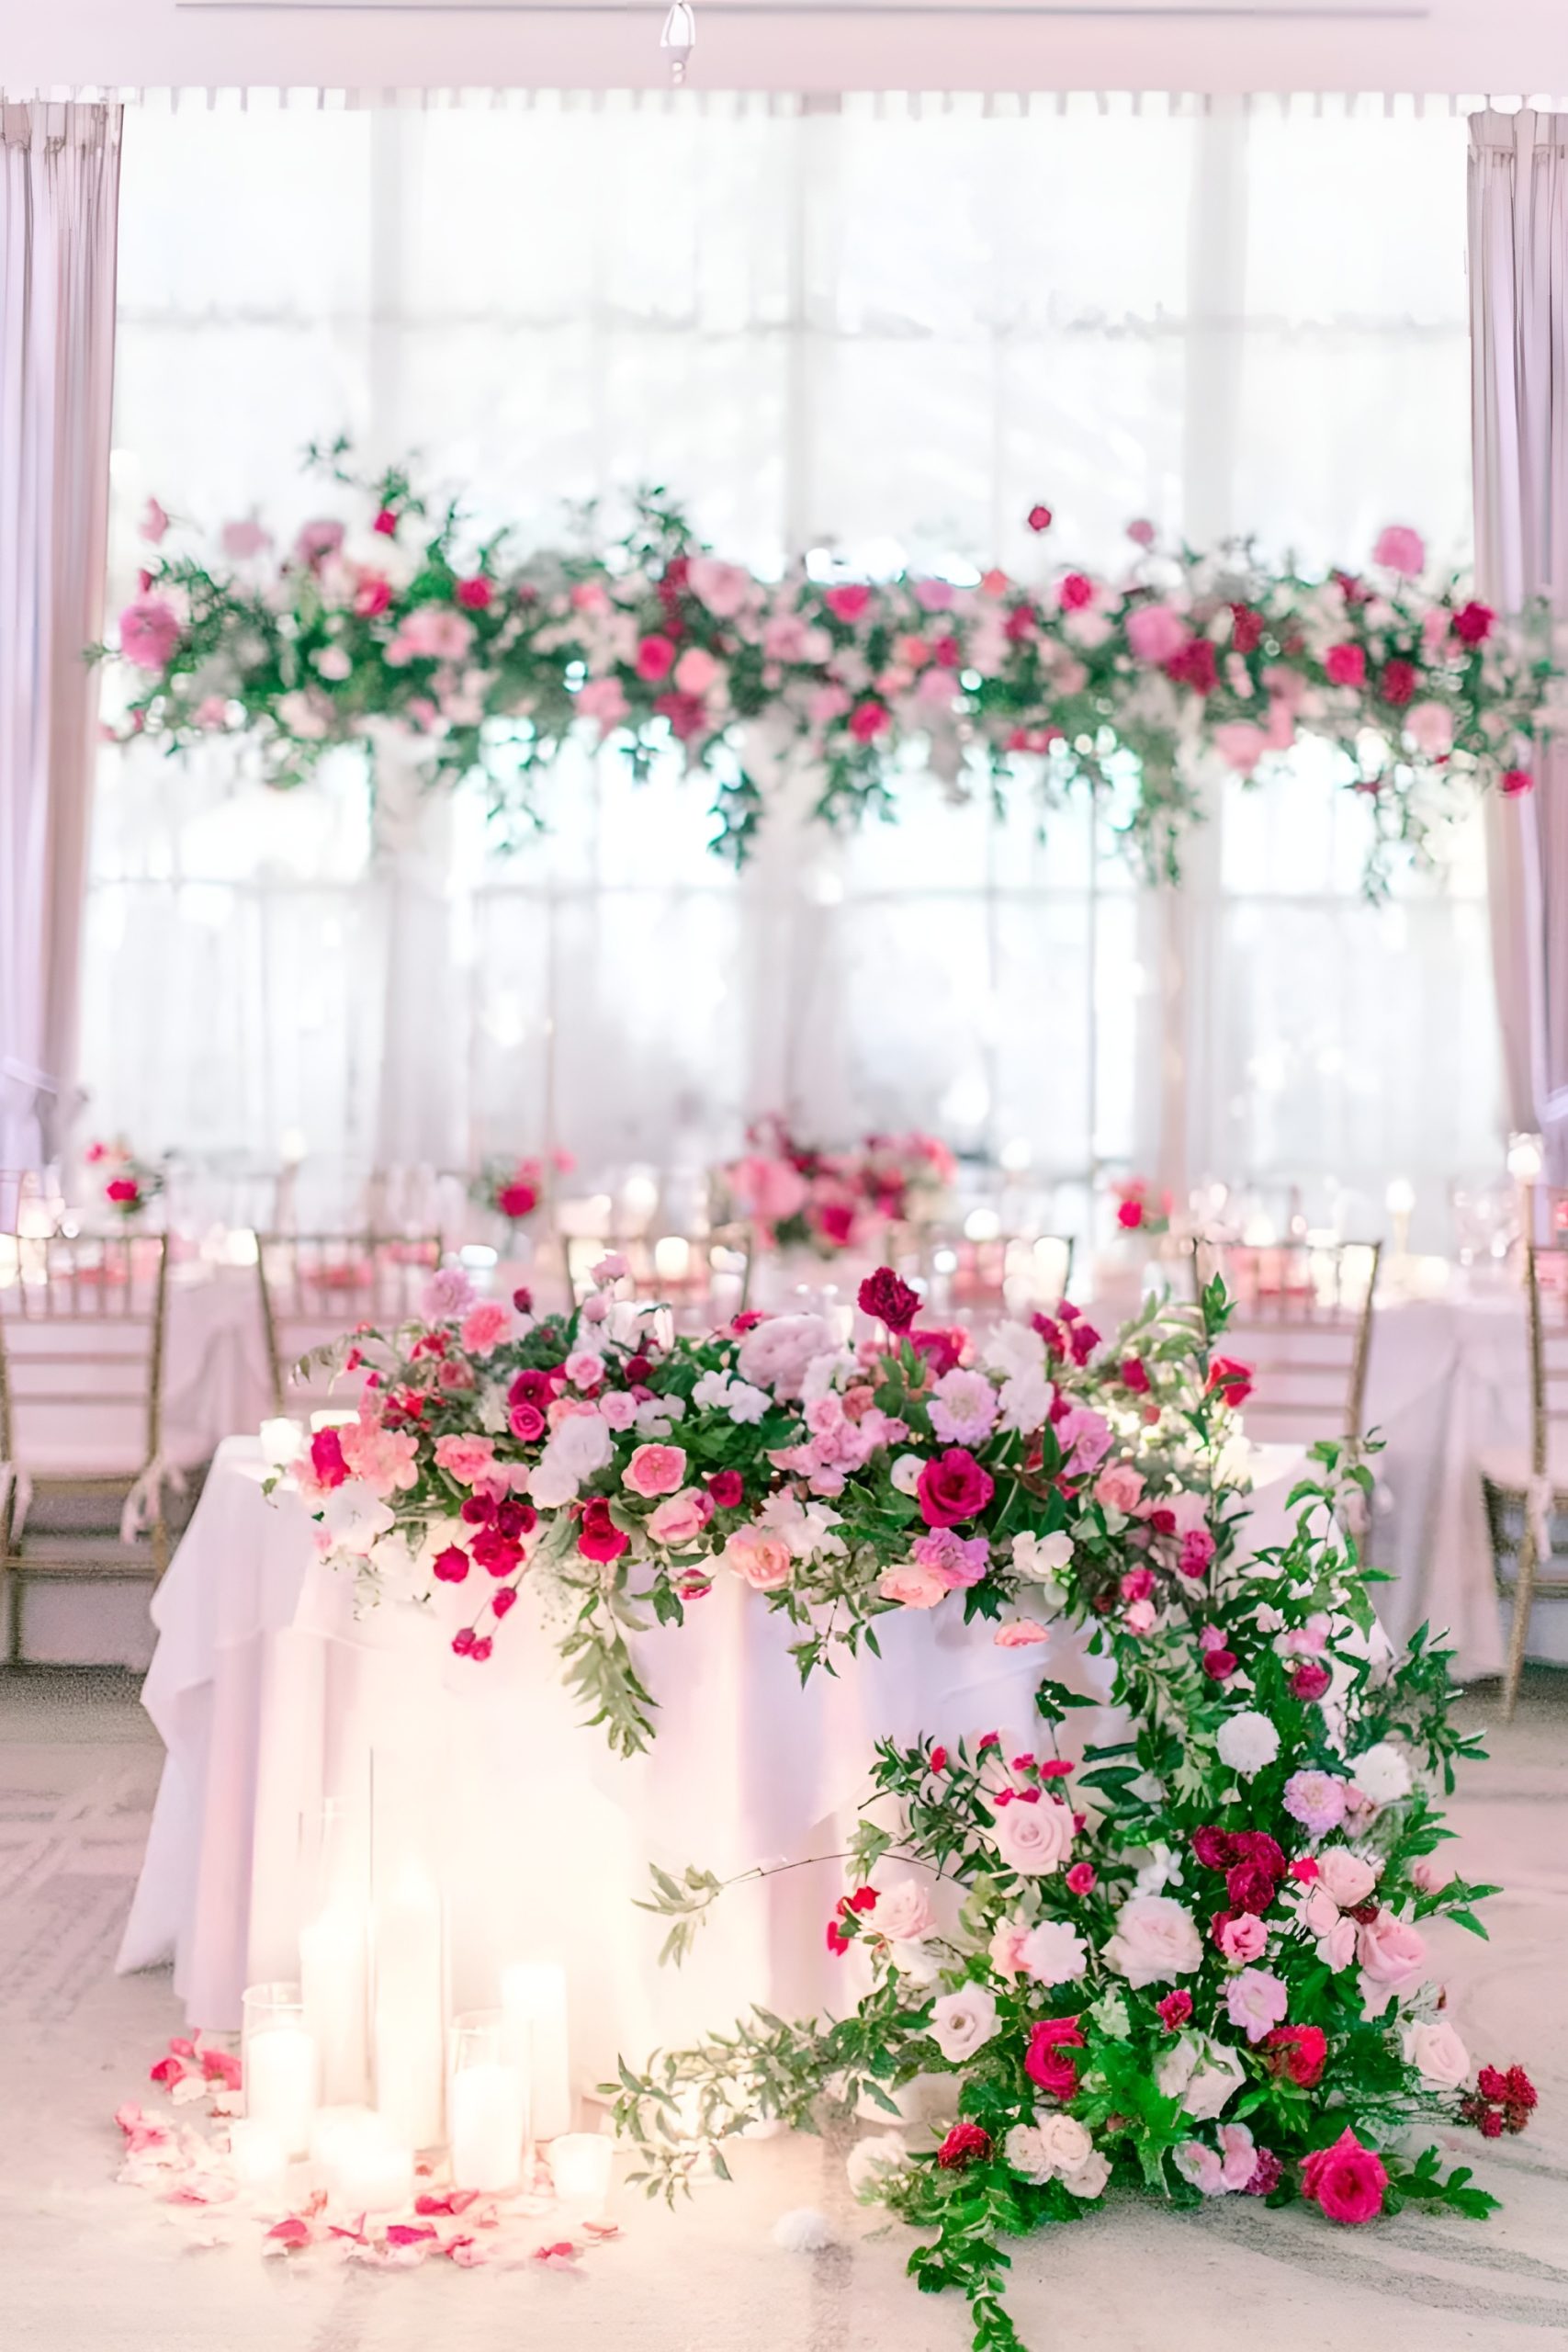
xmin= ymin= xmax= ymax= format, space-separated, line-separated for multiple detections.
xmin=118 ymin=1435 xmax=1308 ymax=2102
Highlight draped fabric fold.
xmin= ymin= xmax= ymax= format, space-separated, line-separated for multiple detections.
xmin=0 ymin=101 xmax=121 ymax=1170
xmin=1469 ymin=108 xmax=1568 ymax=1171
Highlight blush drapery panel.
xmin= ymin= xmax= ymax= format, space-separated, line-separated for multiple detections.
xmin=0 ymin=100 xmax=121 ymax=1170
xmin=1469 ymin=107 xmax=1568 ymax=1173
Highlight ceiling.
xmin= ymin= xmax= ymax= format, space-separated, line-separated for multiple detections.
xmin=3 ymin=0 xmax=1562 ymax=98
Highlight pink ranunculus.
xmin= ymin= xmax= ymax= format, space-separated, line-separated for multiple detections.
xmin=1315 ymin=1848 xmax=1378 ymax=1910
xmin=1224 ymin=1966 xmax=1290 ymax=2044
xmin=686 ymin=556 xmax=752 ymax=618
xmin=118 ymin=594 xmax=182 ymax=672
xmin=1372 ymin=524 xmax=1427 ymax=578
xmin=1300 ymin=2128 xmax=1388 ymax=2225
xmin=1218 ymin=1914 xmax=1269 ymax=1964
xmin=434 ymin=1434 xmax=498 ymax=1485
xmin=388 ymin=605 xmax=475 ymax=664
xmin=575 ymin=675 xmax=629 ymax=735
xmin=647 ymin=1487 xmax=713 ymax=1549
xmin=994 ymin=1619 xmax=1051 ymax=1647
xmin=878 ymin=1558 xmax=949 ymax=1610
xmin=1094 ymin=1462 xmax=1145 ymax=1514
xmin=673 ymin=645 xmax=721 ymax=695
xmin=724 ymin=1525 xmax=793 ymax=1591
xmin=458 ymin=1302 xmax=509 ymax=1356
xmin=1125 ymin=603 xmax=1189 ymax=664
xmin=623 ymin=1442 xmax=687 ymax=1498
xmin=1356 ymin=1907 xmax=1427 ymax=1996
xmin=1403 ymin=699 xmax=1454 ymax=759
xmin=1213 ymin=721 xmax=1268 ymax=775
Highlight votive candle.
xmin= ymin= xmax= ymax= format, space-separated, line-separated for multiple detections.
xmin=548 ymin=2131 xmax=614 ymax=2221
xmin=241 ymin=1984 xmax=318 ymax=2159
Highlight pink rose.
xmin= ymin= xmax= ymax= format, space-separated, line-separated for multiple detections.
xmin=916 ymin=1448 xmax=995 ymax=1528
xmin=686 ymin=556 xmax=752 ymax=618
xmin=731 ymin=1153 xmax=811 ymax=1227
xmin=724 ymin=1525 xmax=793 ymax=1591
xmin=1409 ymin=1855 xmax=1451 ymax=1896
xmin=1125 ymin=603 xmax=1188 ymax=664
xmin=1356 ymin=1907 xmax=1427 ymax=1996
xmin=624 ymin=1442 xmax=687 ymax=1498
xmin=1218 ymin=1914 xmax=1269 ymax=1964
xmin=575 ymin=675 xmax=629 ymax=734
xmin=647 ymin=1487 xmax=713 ymax=1549
xmin=673 ymin=645 xmax=720 ymax=695
xmin=1315 ymin=1849 xmax=1378 ymax=1910
xmin=1224 ymin=1966 xmax=1290 ymax=2044
xmin=1372 ymin=524 xmax=1426 ymax=577
xmin=1317 ymin=1915 xmax=1359 ymax=1973
xmin=458 ymin=1302 xmax=509 ymax=1356
xmin=994 ymin=1619 xmax=1050 ymax=1647
xmin=989 ymin=1795 xmax=1075 ymax=1875
xmin=434 ymin=1434 xmax=498 ymax=1486
xmin=118 ymin=594 xmax=182 ymax=672
xmin=878 ymin=1559 xmax=949 ymax=1610
xmin=1093 ymin=1462 xmax=1145 ymax=1514
xmin=1300 ymin=2128 xmax=1388 ymax=2225
xmin=1403 ymin=699 xmax=1454 ymax=758
xmin=875 ymin=1878 xmax=934 ymax=1941
xmin=1213 ymin=721 xmax=1268 ymax=774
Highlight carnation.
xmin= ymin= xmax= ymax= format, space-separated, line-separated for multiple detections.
xmin=1018 ymin=1918 xmax=1089 ymax=1986
xmin=1349 ymin=1741 xmax=1413 ymax=1807
xmin=1282 ymin=1769 xmax=1348 ymax=1836
xmin=1215 ymin=1711 xmax=1281 ymax=1779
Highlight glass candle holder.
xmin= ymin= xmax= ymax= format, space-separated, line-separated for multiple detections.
xmin=241 ymin=1983 xmax=318 ymax=2158
xmin=299 ymin=1796 xmax=371 ymax=2107
xmin=501 ymin=1960 xmax=571 ymax=2144
xmin=548 ymin=2130 xmax=614 ymax=2222
xmin=447 ymin=2010 xmax=525 ymax=2193
xmin=310 ymin=2104 xmax=413 ymax=2212
xmin=228 ymin=2116 xmax=289 ymax=2201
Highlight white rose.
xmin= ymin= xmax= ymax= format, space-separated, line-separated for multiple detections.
xmin=845 ymin=2134 xmax=908 ymax=2202
xmin=1004 ymin=2122 xmax=1051 ymax=2181
xmin=889 ymin=1940 xmax=942 ymax=1985
xmin=1018 ymin=1918 xmax=1089 ymax=1986
xmin=891 ymin=1453 xmax=926 ymax=1497
xmin=875 ymin=1879 xmax=935 ymax=1943
xmin=1404 ymin=2018 xmax=1470 ymax=2091
xmin=1216 ymin=1711 xmax=1281 ymax=1779
xmin=1064 ymin=2147 xmax=1111 ymax=2199
xmin=1350 ymin=1741 xmax=1413 ymax=1807
xmin=1034 ymin=2111 xmax=1094 ymax=2177
xmin=725 ymin=1380 xmax=770 ymax=1425
xmin=990 ymin=1796 xmax=1076 ymax=1876
xmin=1104 ymin=1894 xmax=1202 ymax=1988
xmin=930 ymin=1984 xmax=999 ymax=2062
xmin=1155 ymin=2033 xmax=1246 ymax=2121
xmin=1012 ymin=1529 xmax=1074 ymax=1581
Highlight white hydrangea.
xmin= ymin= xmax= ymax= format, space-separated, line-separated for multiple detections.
xmin=1215 ymin=1710 xmax=1280 ymax=1779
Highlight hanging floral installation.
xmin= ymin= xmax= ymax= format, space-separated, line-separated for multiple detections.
xmin=104 ymin=450 xmax=1555 ymax=895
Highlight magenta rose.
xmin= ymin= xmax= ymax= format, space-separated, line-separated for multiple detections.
xmin=1300 ymin=2128 xmax=1388 ymax=2225
xmin=917 ymin=1447 xmax=995 ymax=1528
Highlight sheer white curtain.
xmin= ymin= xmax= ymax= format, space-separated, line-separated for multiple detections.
xmin=85 ymin=91 xmax=1498 ymax=1241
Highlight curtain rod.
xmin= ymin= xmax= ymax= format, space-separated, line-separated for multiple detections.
xmin=4 ymin=86 xmax=1558 ymax=113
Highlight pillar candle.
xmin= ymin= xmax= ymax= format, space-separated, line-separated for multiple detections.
xmin=300 ymin=1903 xmax=370 ymax=2106
xmin=244 ymin=2023 xmax=318 ymax=2158
xmin=501 ymin=1961 xmax=571 ymax=2143
xmin=448 ymin=2060 xmax=525 ymax=2192
xmin=228 ymin=2117 xmax=288 ymax=2199
xmin=547 ymin=2131 xmax=614 ymax=2221
xmin=373 ymin=1860 xmax=446 ymax=2150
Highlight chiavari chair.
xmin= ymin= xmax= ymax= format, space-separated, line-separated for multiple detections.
xmin=0 ymin=1226 xmax=172 ymax=1665
xmin=255 ymin=1231 xmax=442 ymax=1415
xmin=1481 ymin=1193 xmax=1568 ymax=1718
xmin=1190 ymin=1237 xmax=1382 ymax=1442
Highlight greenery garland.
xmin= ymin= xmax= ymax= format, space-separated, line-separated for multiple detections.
xmin=104 ymin=448 xmax=1553 ymax=893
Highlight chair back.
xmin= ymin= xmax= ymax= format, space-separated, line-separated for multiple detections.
xmin=1191 ymin=1237 xmax=1382 ymax=1441
xmin=1521 ymin=1187 xmax=1568 ymax=1479
xmin=908 ymin=1228 xmax=1075 ymax=1322
xmin=255 ymin=1232 xmax=442 ymax=1413
xmin=0 ymin=1229 xmax=169 ymax=1477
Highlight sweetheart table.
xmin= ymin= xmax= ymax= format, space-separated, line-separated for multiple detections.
xmin=117 ymin=1433 xmax=1311 ymax=2117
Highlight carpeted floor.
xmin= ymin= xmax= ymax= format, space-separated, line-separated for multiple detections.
xmin=2 ymin=1665 xmax=1565 ymax=2352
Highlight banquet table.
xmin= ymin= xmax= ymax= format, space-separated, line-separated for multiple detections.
xmin=118 ymin=1434 xmax=1309 ymax=2109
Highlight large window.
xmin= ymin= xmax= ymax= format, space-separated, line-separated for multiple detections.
xmin=85 ymin=91 xmax=1495 ymax=1244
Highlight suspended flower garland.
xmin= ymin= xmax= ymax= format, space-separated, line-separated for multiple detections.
xmin=103 ymin=448 xmax=1555 ymax=895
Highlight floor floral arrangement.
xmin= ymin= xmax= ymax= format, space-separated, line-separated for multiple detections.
xmin=105 ymin=450 xmax=1554 ymax=891
xmin=607 ymin=1305 xmax=1533 ymax=2352
xmin=715 ymin=1116 xmax=956 ymax=1255
xmin=298 ymin=1255 xmax=1272 ymax=1753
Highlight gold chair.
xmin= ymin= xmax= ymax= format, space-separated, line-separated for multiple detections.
xmin=255 ymin=1232 xmax=442 ymax=1415
xmin=1190 ymin=1238 xmax=1382 ymax=1442
xmin=1481 ymin=1234 xmax=1568 ymax=1720
xmin=0 ymin=1228 xmax=172 ymax=1666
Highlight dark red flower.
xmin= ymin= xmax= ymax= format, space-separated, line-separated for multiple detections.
xmin=858 ymin=1265 xmax=921 ymax=1333
xmin=937 ymin=2121 xmax=992 ymax=2171
xmin=1230 ymin=603 xmax=1265 ymax=654
xmin=1190 ymin=1826 xmax=1241 ymax=1871
xmin=1505 ymin=2064 xmax=1538 ymax=2110
xmin=917 ymin=1448 xmax=995 ymax=1528
xmin=1206 ymin=1355 xmax=1253 ymax=1408
xmin=513 ymin=1286 xmax=534 ymax=1313
xmin=1265 ymin=2024 xmax=1327 ymax=2088
xmin=451 ymin=1626 xmax=477 ymax=1657
xmin=468 ymin=1636 xmax=493 ymax=1662
xmin=496 ymin=1500 xmax=537 ymax=1541
xmin=1202 ymin=1648 xmax=1239 ymax=1683
xmin=577 ymin=1497 xmax=629 ymax=1564
xmin=491 ymin=1585 xmax=519 ymax=1618
xmin=908 ymin=1325 xmax=964 ymax=1377
xmin=470 ymin=1529 xmax=522 ymax=1578
xmin=1476 ymin=2064 xmax=1508 ymax=2103
xmin=433 ymin=1545 xmax=470 ymax=1585
xmin=1234 ymin=1830 xmax=1286 ymax=1881
xmin=1244 ymin=2146 xmax=1283 ymax=2196
xmin=1156 ymin=1989 xmax=1192 ymax=2032
xmin=1166 ymin=638 xmax=1219 ymax=695
xmin=1027 ymin=503 xmax=1053 ymax=533
xmin=929 ymin=1745 xmax=948 ymax=1775
xmin=815 ymin=1200 xmax=856 ymax=1247
xmin=309 ymin=1428 xmax=348 ymax=1489
xmin=509 ymin=1367 xmax=558 ymax=1409
xmin=454 ymin=575 xmax=493 ymax=610
xmin=1120 ymin=1356 xmax=1150 ymax=1394
xmin=1292 ymin=1660 xmax=1333 ymax=1702
xmin=706 ymin=1469 xmax=744 ymax=1509
xmin=1380 ymin=658 xmax=1417 ymax=707
xmin=1451 ymin=599 xmax=1494 ymax=645
xmin=654 ymin=688 xmax=709 ymax=741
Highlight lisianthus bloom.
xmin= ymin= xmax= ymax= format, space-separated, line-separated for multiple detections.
xmin=577 ymin=1497 xmax=628 ymax=1563
xmin=858 ymin=1265 xmax=919 ymax=1332
xmin=1023 ymin=2015 xmax=1084 ymax=2098
xmin=1299 ymin=2128 xmax=1388 ymax=2224
xmin=706 ymin=1469 xmax=744 ymax=1509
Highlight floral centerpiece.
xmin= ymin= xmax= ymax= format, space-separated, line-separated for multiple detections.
xmin=468 ymin=1155 xmax=549 ymax=1233
xmin=84 ymin=1137 xmax=164 ymax=1222
xmin=613 ymin=1384 xmax=1530 ymax=2352
xmin=1111 ymin=1174 xmax=1172 ymax=1237
xmin=101 ymin=454 xmax=1558 ymax=895
xmin=716 ymin=1117 xmax=956 ymax=1255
